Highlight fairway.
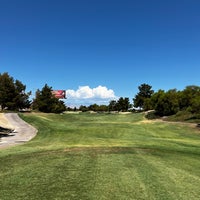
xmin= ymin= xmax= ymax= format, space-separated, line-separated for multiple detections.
xmin=0 ymin=112 xmax=200 ymax=200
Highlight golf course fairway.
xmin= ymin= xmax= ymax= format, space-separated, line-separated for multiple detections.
xmin=0 ymin=112 xmax=200 ymax=200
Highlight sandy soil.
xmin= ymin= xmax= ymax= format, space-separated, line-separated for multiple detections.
xmin=0 ymin=113 xmax=37 ymax=149
xmin=0 ymin=113 xmax=14 ymax=129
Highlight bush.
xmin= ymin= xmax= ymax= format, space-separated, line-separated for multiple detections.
xmin=145 ymin=111 xmax=160 ymax=120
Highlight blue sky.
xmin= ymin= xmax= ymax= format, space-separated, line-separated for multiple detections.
xmin=1 ymin=0 xmax=200 ymax=107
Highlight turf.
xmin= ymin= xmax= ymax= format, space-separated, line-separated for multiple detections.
xmin=0 ymin=112 xmax=200 ymax=200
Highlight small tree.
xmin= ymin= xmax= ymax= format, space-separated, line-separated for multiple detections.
xmin=108 ymin=100 xmax=117 ymax=111
xmin=117 ymin=97 xmax=131 ymax=112
xmin=79 ymin=105 xmax=89 ymax=112
xmin=108 ymin=98 xmax=130 ymax=112
xmin=32 ymin=84 xmax=66 ymax=113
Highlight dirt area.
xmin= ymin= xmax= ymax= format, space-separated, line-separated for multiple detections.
xmin=0 ymin=113 xmax=37 ymax=149
xmin=0 ymin=113 xmax=14 ymax=129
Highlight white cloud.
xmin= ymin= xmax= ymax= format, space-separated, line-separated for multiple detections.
xmin=65 ymin=86 xmax=117 ymax=106
xmin=66 ymin=86 xmax=116 ymax=99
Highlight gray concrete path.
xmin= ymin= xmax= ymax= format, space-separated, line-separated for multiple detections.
xmin=0 ymin=113 xmax=37 ymax=149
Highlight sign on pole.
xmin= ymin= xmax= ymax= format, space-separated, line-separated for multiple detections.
xmin=52 ymin=90 xmax=66 ymax=99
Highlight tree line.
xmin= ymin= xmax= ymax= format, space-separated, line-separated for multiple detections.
xmin=1 ymin=72 xmax=200 ymax=117
xmin=133 ymin=83 xmax=200 ymax=117
xmin=73 ymin=97 xmax=131 ymax=112
xmin=0 ymin=73 xmax=66 ymax=113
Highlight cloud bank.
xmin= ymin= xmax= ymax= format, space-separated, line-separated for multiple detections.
xmin=65 ymin=86 xmax=117 ymax=107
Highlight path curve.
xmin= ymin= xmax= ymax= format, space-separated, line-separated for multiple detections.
xmin=0 ymin=113 xmax=37 ymax=149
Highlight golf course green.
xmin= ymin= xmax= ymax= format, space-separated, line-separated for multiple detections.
xmin=0 ymin=112 xmax=200 ymax=200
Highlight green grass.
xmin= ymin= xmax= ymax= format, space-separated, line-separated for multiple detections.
xmin=166 ymin=110 xmax=200 ymax=123
xmin=0 ymin=112 xmax=200 ymax=200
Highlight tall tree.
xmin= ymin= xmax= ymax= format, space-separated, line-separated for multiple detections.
xmin=14 ymin=80 xmax=31 ymax=109
xmin=133 ymin=83 xmax=154 ymax=110
xmin=0 ymin=72 xmax=31 ymax=110
xmin=32 ymin=84 xmax=66 ymax=113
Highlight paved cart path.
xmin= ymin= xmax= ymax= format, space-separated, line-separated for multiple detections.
xmin=0 ymin=113 xmax=37 ymax=149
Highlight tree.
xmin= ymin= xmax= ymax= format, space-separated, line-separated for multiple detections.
xmin=88 ymin=104 xmax=99 ymax=112
xmin=108 ymin=98 xmax=130 ymax=112
xmin=88 ymin=104 xmax=108 ymax=112
xmin=117 ymin=97 xmax=131 ymax=112
xmin=190 ymin=96 xmax=200 ymax=114
xmin=32 ymin=84 xmax=66 ymax=113
xmin=14 ymin=80 xmax=31 ymax=109
xmin=133 ymin=83 xmax=154 ymax=110
xmin=0 ymin=72 xmax=31 ymax=110
xmin=108 ymin=100 xmax=117 ymax=111
xmin=150 ymin=89 xmax=165 ymax=110
xmin=98 ymin=105 xmax=108 ymax=112
xmin=153 ymin=89 xmax=180 ymax=116
xmin=143 ymin=98 xmax=153 ymax=111
xmin=79 ymin=105 xmax=89 ymax=112
xmin=179 ymin=85 xmax=200 ymax=110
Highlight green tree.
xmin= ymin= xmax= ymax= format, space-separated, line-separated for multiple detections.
xmin=143 ymin=98 xmax=153 ymax=111
xmin=108 ymin=98 xmax=130 ymax=112
xmin=117 ymin=97 xmax=131 ymax=112
xmin=32 ymin=84 xmax=66 ymax=113
xmin=133 ymin=83 xmax=154 ymax=110
xmin=14 ymin=80 xmax=31 ymax=109
xmin=79 ymin=105 xmax=89 ymax=112
xmin=150 ymin=89 xmax=165 ymax=109
xmin=88 ymin=104 xmax=108 ymax=112
xmin=190 ymin=96 xmax=200 ymax=114
xmin=153 ymin=89 xmax=180 ymax=116
xmin=108 ymin=100 xmax=117 ymax=111
xmin=0 ymin=72 xmax=31 ymax=110
xmin=179 ymin=85 xmax=200 ymax=110
xmin=98 ymin=105 xmax=108 ymax=112
xmin=88 ymin=104 xmax=99 ymax=111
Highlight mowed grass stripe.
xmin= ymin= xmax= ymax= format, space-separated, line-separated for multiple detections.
xmin=143 ymin=152 xmax=200 ymax=199
xmin=1 ymin=148 xmax=200 ymax=199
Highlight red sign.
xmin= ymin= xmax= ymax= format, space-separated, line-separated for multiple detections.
xmin=52 ymin=90 xmax=66 ymax=99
